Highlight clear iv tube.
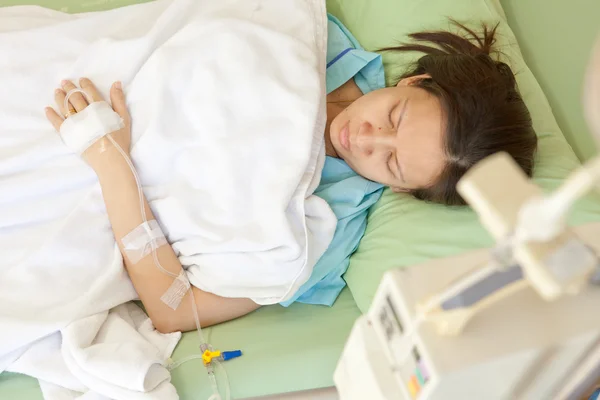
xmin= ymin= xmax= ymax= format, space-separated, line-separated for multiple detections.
xmin=106 ymin=134 xmax=224 ymax=397
xmin=65 ymin=88 xmax=229 ymax=399
xmin=106 ymin=133 xmax=209 ymax=344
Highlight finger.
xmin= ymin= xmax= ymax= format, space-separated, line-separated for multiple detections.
xmin=110 ymin=81 xmax=130 ymax=126
xmin=79 ymin=77 xmax=104 ymax=103
xmin=61 ymin=79 xmax=88 ymax=112
xmin=45 ymin=107 xmax=64 ymax=132
xmin=54 ymin=88 xmax=72 ymax=117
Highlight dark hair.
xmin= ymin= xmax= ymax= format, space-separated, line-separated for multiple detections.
xmin=380 ymin=21 xmax=537 ymax=205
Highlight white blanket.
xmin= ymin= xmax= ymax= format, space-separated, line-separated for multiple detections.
xmin=0 ymin=0 xmax=333 ymax=398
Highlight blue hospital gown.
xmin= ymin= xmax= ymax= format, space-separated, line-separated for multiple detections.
xmin=280 ymin=15 xmax=385 ymax=307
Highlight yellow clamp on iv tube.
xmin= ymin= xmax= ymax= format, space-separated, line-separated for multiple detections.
xmin=203 ymin=350 xmax=221 ymax=365
xmin=202 ymin=349 xmax=243 ymax=366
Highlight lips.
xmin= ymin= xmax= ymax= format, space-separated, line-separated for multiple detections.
xmin=339 ymin=123 xmax=350 ymax=151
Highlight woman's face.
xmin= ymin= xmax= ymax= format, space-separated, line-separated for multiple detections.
xmin=329 ymin=76 xmax=446 ymax=191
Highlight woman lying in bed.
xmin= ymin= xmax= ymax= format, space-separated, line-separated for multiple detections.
xmin=43 ymin=16 xmax=537 ymax=333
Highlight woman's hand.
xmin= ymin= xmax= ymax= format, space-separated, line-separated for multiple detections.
xmin=45 ymin=78 xmax=131 ymax=170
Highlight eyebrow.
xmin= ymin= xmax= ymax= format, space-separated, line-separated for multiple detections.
xmin=395 ymin=99 xmax=409 ymax=183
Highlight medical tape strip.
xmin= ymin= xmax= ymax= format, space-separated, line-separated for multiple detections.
xmin=122 ymin=221 xmax=189 ymax=309
xmin=160 ymin=271 xmax=191 ymax=310
xmin=122 ymin=220 xmax=168 ymax=264
xmin=59 ymin=100 xmax=125 ymax=154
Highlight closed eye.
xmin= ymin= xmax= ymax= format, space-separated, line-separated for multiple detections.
xmin=389 ymin=99 xmax=403 ymax=128
xmin=396 ymin=99 xmax=408 ymax=131
xmin=389 ymin=99 xmax=407 ymax=128
xmin=387 ymin=153 xmax=397 ymax=177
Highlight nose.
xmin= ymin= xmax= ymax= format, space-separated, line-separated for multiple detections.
xmin=355 ymin=122 xmax=396 ymax=155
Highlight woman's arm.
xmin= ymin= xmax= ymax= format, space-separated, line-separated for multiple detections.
xmin=94 ymin=148 xmax=260 ymax=333
xmin=46 ymin=78 xmax=259 ymax=333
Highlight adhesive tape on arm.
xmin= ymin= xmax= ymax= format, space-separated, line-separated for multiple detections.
xmin=59 ymin=101 xmax=125 ymax=154
xmin=122 ymin=220 xmax=168 ymax=264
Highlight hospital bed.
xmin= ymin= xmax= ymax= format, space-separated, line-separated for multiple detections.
xmin=1 ymin=0 xmax=599 ymax=399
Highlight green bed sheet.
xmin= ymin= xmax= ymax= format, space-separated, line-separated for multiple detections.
xmin=0 ymin=289 xmax=360 ymax=399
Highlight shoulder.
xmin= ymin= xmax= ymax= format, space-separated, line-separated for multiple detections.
xmin=325 ymin=14 xmax=386 ymax=95
xmin=326 ymin=13 xmax=364 ymax=61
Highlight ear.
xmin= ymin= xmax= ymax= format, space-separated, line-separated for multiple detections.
xmin=396 ymin=73 xmax=431 ymax=87
xmin=391 ymin=186 xmax=410 ymax=193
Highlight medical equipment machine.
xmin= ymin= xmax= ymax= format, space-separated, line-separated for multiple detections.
xmin=334 ymin=38 xmax=600 ymax=400
xmin=59 ymin=88 xmax=238 ymax=400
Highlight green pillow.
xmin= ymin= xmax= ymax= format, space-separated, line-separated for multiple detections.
xmin=326 ymin=0 xmax=600 ymax=312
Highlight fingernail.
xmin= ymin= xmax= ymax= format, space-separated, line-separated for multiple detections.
xmin=114 ymin=81 xmax=122 ymax=90
xmin=61 ymin=79 xmax=68 ymax=86
xmin=55 ymin=88 xmax=62 ymax=94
